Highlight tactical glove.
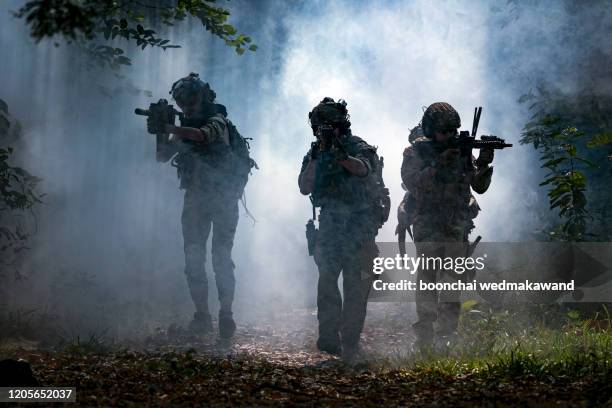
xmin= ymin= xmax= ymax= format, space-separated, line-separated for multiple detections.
xmin=147 ymin=114 xmax=167 ymax=134
xmin=332 ymin=146 xmax=349 ymax=162
xmin=309 ymin=141 xmax=320 ymax=160
xmin=331 ymin=138 xmax=349 ymax=161
xmin=476 ymin=148 xmax=494 ymax=167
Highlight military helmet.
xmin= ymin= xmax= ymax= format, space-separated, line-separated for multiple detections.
xmin=421 ymin=102 xmax=461 ymax=138
xmin=169 ymin=72 xmax=216 ymax=105
xmin=308 ymin=97 xmax=351 ymax=129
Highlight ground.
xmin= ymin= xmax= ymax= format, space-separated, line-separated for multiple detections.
xmin=1 ymin=305 xmax=610 ymax=407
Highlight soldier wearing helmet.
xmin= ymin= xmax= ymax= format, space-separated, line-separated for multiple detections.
xmin=146 ymin=73 xmax=247 ymax=340
xmin=401 ymin=102 xmax=494 ymax=351
xmin=299 ymin=97 xmax=384 ymax=363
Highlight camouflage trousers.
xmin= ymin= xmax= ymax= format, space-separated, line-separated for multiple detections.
xmin=182 ymin=188 xmax=239 ymax=316
xmin=313 ymin=211 xmax=378 ymax=349
xmin=412 ymin=221 xmax=468 ymax=345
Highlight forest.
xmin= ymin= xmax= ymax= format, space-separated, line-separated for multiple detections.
xmin=0 ymin=0 xmax=610 ymax=406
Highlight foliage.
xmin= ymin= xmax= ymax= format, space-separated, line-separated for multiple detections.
xmin=0 ymin=306 xmax=59 ymax=344
xmin=490 ymin=0 xmax=612 ymax=241
xmin=519 ymin=87 xmax=612 ymax=241
xmin=522 ymin=118 xmax=596 ymax=240
xmin=0 ymin=148 xmax=41 ymax=211
xmin=0 ymin=147 xmax=43 ymax=270
xmin=14 ymin=0 xmax=256 ymax=71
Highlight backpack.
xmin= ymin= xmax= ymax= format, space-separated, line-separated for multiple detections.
xmin=335 ymin=136 xmax=390 ymax=230
xmin=367 ymin=149 xmax=391 ymax=230
xmin=226 ymin=120 xmax=258 ymax=197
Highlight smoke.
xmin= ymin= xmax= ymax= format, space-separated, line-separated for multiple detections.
xmin=1 ymin=0 xmax=609 ymax=338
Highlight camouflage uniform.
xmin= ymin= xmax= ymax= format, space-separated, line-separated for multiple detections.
xmin=177 ymin=112 xmax=240 ymax=333
xmin=400 ymin=102 xmax=493 ymax=346
xmin=299 ymin=99 xmax=381 ymax=355
xmin=302 ymin=136 xmax=377 ymax=348
xmin=158 ymin=74 xmax=246 ymax=337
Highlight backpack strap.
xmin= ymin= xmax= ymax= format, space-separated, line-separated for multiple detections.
xmin=309 ymin=195 xmax=316 ymax=221
xmin=240 ymin=191 xmax=257 ymax=225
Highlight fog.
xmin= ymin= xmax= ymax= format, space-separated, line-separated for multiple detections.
xmin=1 ymin=0 xmax=606 ymax=338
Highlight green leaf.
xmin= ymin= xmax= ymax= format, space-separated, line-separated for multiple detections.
xmin=461 ymin=299 xmax=478 ymax=313
xmin=573 ymin=157 xmax=598 ymax=168
xmin=549 ymin=184 xmax=571 ymax=199
xmin=550 ymin=194 xmax=571 ymax=210
xmin=222 ymin=24 xmax=237 ymax=35
xmin=586 ymin=133 xmax=612 ymax=148
xmin=539 ymin=175 xmax=562 ymax=186
xmin=541 ymin=157 xmax=566 ymax=169
xmin=116 ymin=56 xmax=131 ymax=66
xmin=569 ymin=171 xmax=587 ymax=187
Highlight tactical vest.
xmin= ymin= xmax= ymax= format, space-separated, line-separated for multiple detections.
xmin=311 ymin=135 xmax=389 ymax=229
xmin=172 ymin=109 xmax=254 ymax=199
xmin=411 ymin=137 xmax=474 ymax=225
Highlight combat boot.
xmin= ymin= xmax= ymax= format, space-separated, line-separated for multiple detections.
xmin=341 ymin=342 xmax=365 ymax=366
xmin=316 ymin=333 xmax=341 ymax=356
xmin=218 ymin=310 xmax=236 ymax=339
xmin=412 ymin=321 xmax=435 ymax=354
xmin=434 ymin=331 xmax=458 ymax=354
xmin=188 ymin=311 xmax=213 ymax=335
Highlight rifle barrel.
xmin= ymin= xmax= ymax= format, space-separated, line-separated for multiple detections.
xmin=134 ymin=108 xmax=149 ymax=116
xmin=473 ymin=140 xmax=513 ymax=149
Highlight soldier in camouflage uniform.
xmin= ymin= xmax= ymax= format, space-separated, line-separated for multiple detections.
xmin=298 ymin=97 xmax=382 ymax=361
xmin=401 ymin=102 xmax=494 ymax=350
xmin=147 ymin=73 xmax=245 ymax=339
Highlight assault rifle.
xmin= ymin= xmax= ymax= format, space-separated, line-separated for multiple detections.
xmin=134 ymin=99 xmax=183 ymax=162
xmin=413 ymin=107 xmax=512 ymax=164
xmin=450 ymin=132 xmax=513 ymax=158
xmin=452 ymin=106 xmax=512 ymax=158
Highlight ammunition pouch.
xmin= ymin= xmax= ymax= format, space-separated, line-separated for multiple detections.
xmin=306 ymin=219 xmax=318 ymax=256
xmin=378 ymin=186 xmax=391 ymax=228
xmin=172 ymin=152 xmax=195 ymax=190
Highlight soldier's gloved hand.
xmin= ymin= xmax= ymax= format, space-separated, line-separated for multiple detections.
xmin=439 ymin=148 xmax=460 ymax=166
xmin=476 ymin=148 xmax=494 ymax=167
xmin=332 ymin=145 xmax=349 ymax=162
xmin=147 ymin=115 xmax=166 ymax=134
xmin=309 ymin=141 xmax=320 ymax=161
